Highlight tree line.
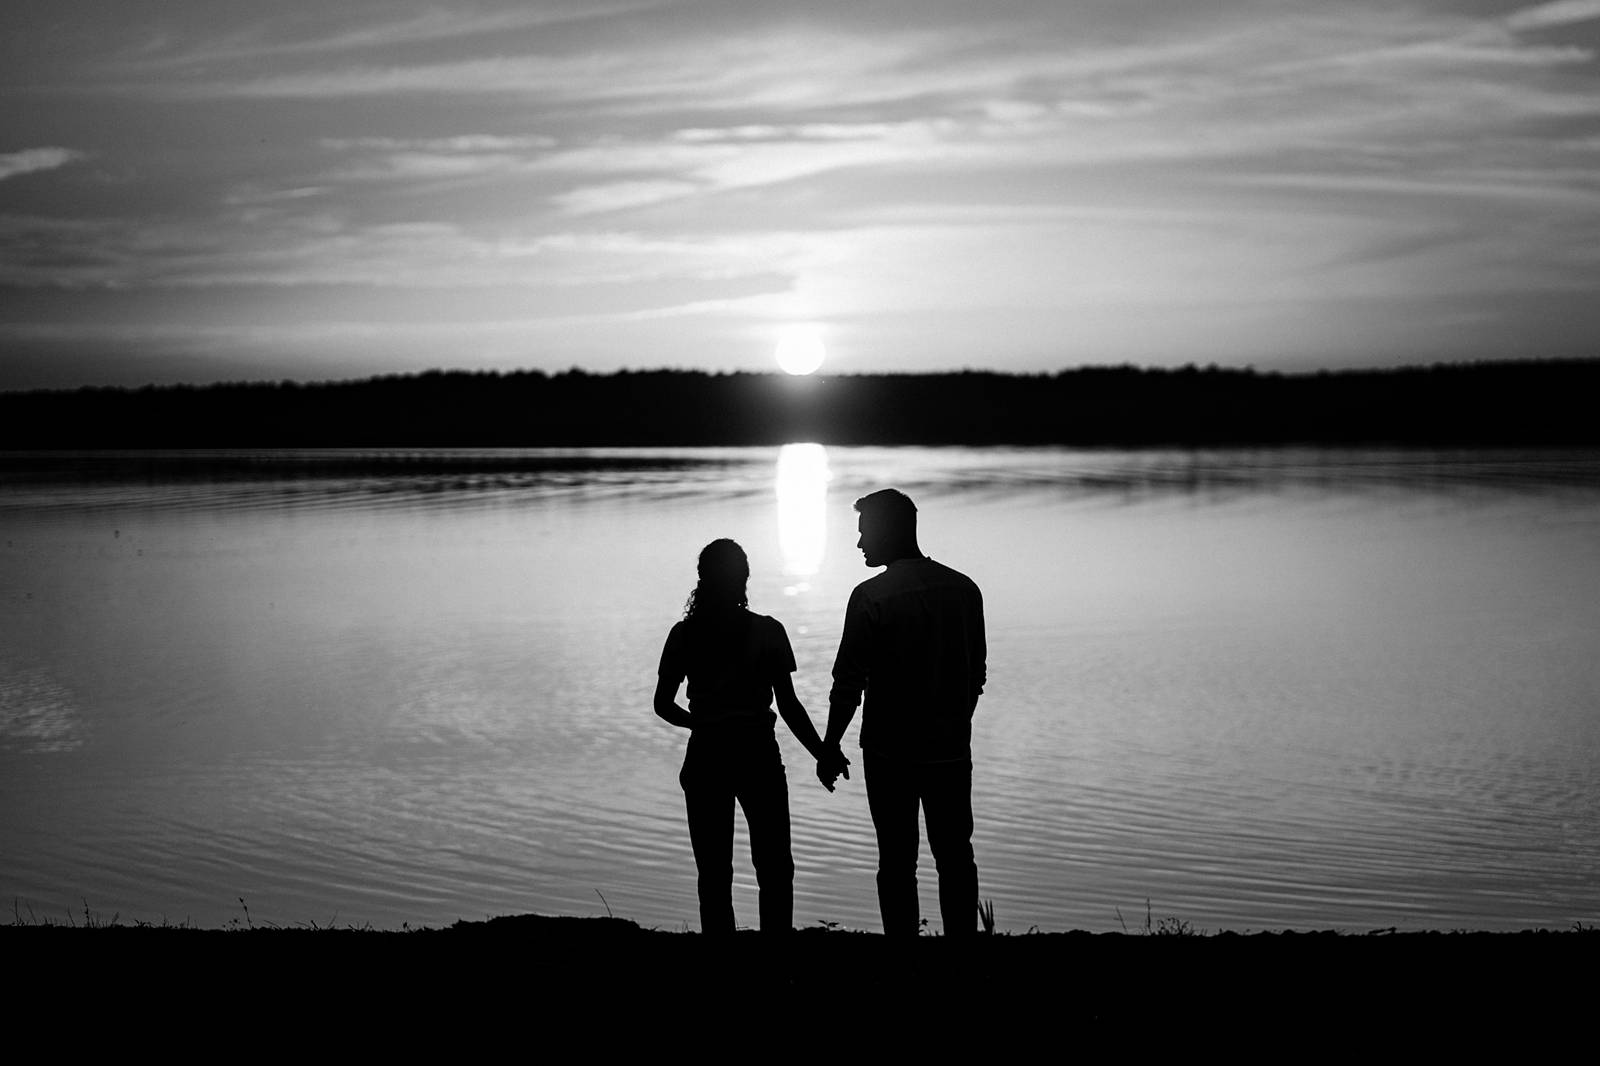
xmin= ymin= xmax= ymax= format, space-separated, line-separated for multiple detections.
xmin=1 ymin=361 xmax=1596 ymax=448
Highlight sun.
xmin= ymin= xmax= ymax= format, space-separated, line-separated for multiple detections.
xmin=774 ymin=324 xmax=826 ymax=376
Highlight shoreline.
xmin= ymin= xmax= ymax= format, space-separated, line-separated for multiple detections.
xmin=8 ymin=914 xmax=1592 ymax=1034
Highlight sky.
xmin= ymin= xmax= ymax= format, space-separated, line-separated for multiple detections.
xmin=2 ymin=0 xmax=1599 ymax=389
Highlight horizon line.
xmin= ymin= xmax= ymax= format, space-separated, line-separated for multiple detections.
xmin=8 ymin=356 xmax=1598 ymax=398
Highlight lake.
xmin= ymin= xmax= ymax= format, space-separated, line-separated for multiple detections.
xmin=2 ymin=446 xmax=1598 ymax=933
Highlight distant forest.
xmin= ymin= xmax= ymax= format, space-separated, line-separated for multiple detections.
xmin=2 ymin=361 xmax=1597 ymax=448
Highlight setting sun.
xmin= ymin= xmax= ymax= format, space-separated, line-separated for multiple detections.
xmin=774 ymin=325 xmax=826 ymax=376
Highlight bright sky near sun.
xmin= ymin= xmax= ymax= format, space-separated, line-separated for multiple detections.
xmin=2 ymin=0 xmax=1599 ymax=388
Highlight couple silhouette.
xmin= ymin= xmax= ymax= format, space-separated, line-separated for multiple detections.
xmin=654 ymin=489 xmax=987 ymax=937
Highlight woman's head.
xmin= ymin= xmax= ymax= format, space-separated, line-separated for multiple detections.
xmin=685 ymin=538 xmax=749 ymax=619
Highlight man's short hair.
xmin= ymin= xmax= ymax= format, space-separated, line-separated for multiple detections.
xmin=854 ymin=488 xmax=917 ymax=537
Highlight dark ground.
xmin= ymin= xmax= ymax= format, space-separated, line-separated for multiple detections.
xmin=6 ymin=916 xmax=1590 ymax=1051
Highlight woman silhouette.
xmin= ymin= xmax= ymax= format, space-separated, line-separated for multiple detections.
xmin=654 ymin=539 xmax=834 ymax=935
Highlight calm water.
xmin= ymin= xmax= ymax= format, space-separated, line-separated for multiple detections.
xmin=2 ymin=447 xmax=1598 ymax=933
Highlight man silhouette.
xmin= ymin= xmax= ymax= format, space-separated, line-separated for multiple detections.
xmin=817 ymin=489 xmax=986 ymax=937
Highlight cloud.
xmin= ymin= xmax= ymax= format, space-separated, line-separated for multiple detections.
xmin=0 ymin=148 xmax=85 ymax=182
xmin=320 ymin=135 xmax=557 ymax=153
xmin=9 ymin=2 xmax=1600 ymax=378
xmin=0 ymin=206 xmax=813 ymax=296
xmin=115 ymin=2 xmax=677 ymax=68
xmin=673 ymin=123 xmax=907 ymax=143
xmin=552 ymin=180 xmax=701 ymax=214
xmin=307 ymin=119 xmax=952 ymax=205
xmin=139 ymin=23 xmax=937 ymax=109
xmin=335 ymin=152 xmax=525 ymax=182
xmin=223 ymin=185 xmax=327 ymax=206
xmin=1221 ymin=171 xmax=1600 ymax=210
xmin=314 ymin=135 xmax=561 ymax=184
xmin=1507 ymin=1 xmax=1600 ymax=31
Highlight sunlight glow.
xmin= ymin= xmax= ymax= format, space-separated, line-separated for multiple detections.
xmin=775 ymin=442 xmax=829 ymax=581
xmin=774 ymin=325 xmax=826 ymax=376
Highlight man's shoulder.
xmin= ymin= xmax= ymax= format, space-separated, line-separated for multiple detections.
xmin=851 ymin=557 xmax=981 ymax=603
xmin=847 ymin=568 xmax=907 ymax=607
xmin=849 ymin=571 xmax=889 ymax=597
xmin=902 ymin=556 xmax=981 ymax=595
xmin=924 ymin=557 xmax=979 ymax=589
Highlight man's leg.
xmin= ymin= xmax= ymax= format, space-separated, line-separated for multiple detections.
xmin=682 ymin=751 xmax=737 ymax=936
xmin=739 ymin=741 xmax=795 ymax=935
xmin=921 ymin=758 xmax=978 ymax=937
xmin=864 ymin=752 xmax=921 ymax=937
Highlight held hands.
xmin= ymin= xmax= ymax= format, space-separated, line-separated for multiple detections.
xmin=815 ymin=744 xmax=851 ymax=793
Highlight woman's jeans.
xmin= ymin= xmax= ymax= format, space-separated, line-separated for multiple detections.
xmin=680 ymin=726 xmax=794 ymax=935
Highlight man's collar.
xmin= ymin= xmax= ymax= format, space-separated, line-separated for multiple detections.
xmin=886 ymin=554 xmax=927 ymax=568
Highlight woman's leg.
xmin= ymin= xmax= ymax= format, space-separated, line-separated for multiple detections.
xmin=738 ymin=738 xmax=794 ymax=935
xmin=682 ymin=746 xmax=736 ymax=936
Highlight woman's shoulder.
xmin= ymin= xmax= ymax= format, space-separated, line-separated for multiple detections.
xmin=747 ymin=611 xmax=793 ymax=645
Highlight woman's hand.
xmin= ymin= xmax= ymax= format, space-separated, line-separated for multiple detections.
xmin=815 ymin=743 xmax=851 ymax=792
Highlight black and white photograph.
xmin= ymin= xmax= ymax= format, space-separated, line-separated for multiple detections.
xmin=3 ymin=0 xmax=1597 ymax=1042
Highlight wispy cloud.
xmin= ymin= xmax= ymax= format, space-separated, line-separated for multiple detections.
xmin=538 ymin=122 xmax=950 ymax=210
xmin=223 ymin=185 xmax=328 ymax=207
xmin=98 ymin=3 xmax=1600 ymax=191
xmin=313 ymin=134 xmax=558 ymax=183
xmin=0 ymin=147 xmax=85 ymax=182
xmin=128 ymin=21 xmax=968 ymax=116
xmin=1222 ymin=170 xmax=1600 ymax=210
xmin=552 ymin=180 xmax=701 ymax=215
xmin=1507 ymin=0 xmax=1600 ymax=31
xmin=5 ymin=1 xmax=1600 ymax=384
xmin=321 ymin=136 xmax=558 ymax=153
xmin=114 ymin=1 xmax=678 ymax=68
xmin=0 ymin=207 xmax=811 ymax=296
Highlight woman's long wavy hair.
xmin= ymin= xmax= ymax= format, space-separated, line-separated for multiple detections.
xmin=683 ymin=538 xmax=749 ymax=622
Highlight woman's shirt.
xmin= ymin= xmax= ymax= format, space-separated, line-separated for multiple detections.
xmin=658 ymin=610 xmax=795 ymax=730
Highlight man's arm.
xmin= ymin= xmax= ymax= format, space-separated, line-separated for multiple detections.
xmin=970 ymin=583 xmax=986 ymax=715
xmin=817 ymin=702 xmax=855 ymax=792
xmin=824 ymin=587 xmax=872 ymax=749
xmin=823 ymin=699 xmax=858 ymax=751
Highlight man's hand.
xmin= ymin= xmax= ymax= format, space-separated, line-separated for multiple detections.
xmin=815 ymin=744 xmax=851 ymax=792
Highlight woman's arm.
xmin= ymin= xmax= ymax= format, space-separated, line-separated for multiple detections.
xmin=776 ymin=672 xmax=850 ymax=792
xmin=654 ymin=674 xmax=693 ymax=730
xmin=771 ymin=672 xmax=825 ymax=759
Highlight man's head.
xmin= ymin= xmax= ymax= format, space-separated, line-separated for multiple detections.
xmin=853 ymin=488 xmax=919 ymax=567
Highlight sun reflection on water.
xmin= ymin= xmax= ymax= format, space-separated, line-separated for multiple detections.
xmin=775 ymin=443 xmax=829 ymax=588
